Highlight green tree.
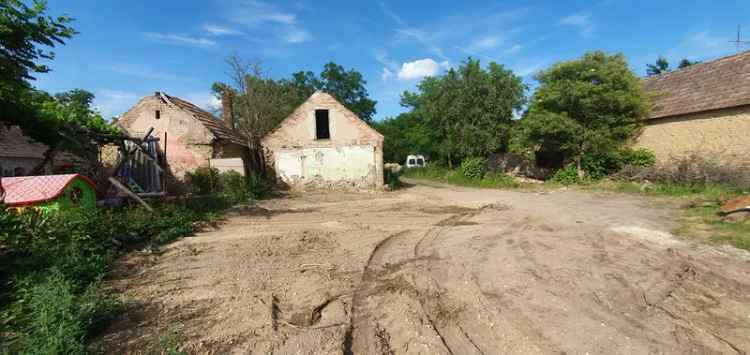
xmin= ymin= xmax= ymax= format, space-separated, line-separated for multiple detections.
xmin=372 ymin=112 xmax=435 ymax=164
xmin=286 ymin=62 xmax=377 ymax=122
xmin=511 ymin=51 xmax=649 ymax=177
xmin=402 ymin=58 xmax=526 ymax=166
xmin=646 ymin=56 xmax=670 ymax=76
xmin=1 ymin=0 xmax=76 ymax=111
xmin=677 ymin=58 xmax=700 ymax=69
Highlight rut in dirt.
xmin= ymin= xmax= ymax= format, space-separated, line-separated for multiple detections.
xmin=344 ymin=209 xmax=510 ymax=355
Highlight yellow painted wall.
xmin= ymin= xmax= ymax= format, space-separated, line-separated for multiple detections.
xmin=635 ymin=106 xmax=750 ymax=168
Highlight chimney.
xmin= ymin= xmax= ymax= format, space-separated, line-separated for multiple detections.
xmin=221 ymin=89 xmax=234 ymax=129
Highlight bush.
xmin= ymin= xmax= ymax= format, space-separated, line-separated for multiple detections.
xmin=551 ymin=165 xmax=583 ymax=185
xmin=619 ymin=148 xmax=656 ymax=168
xmin=460 ymin=157 xmax=487 ymax=180
xmin=245 ymin=172 xmax=269 ymax=199
xmin=185 ymin=167 xmax=220 ymax=194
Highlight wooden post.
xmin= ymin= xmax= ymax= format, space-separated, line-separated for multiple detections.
xmin=108 ymin=177 xmax=153 ymax=211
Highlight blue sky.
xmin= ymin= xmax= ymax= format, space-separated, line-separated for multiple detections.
xmin=37 ymin=0 xmax=750 ymax=120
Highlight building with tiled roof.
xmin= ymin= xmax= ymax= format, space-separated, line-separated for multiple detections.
xmin=117 ymin=92 xmax=248 ymax=178
xmin=635 ymin=50 xmax=750 ymax=167
xmin=0 ymin=125 xmax=83 ymax=177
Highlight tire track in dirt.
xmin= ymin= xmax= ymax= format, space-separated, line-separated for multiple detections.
xmin=345 ymin=206 xmax=538 ymax=355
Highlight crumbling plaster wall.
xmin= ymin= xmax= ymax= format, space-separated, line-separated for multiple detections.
xmin=119 ymin=96 xmax=217 ymax=179
xmin=263 ymin=92 xmax=384 ymax=190
xmin=635 ymin=106 xmax=750 ymax=168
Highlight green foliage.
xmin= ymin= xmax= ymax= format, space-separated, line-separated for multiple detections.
xmin=0 ymin=195 xmax=235 ymax=354
xmin=0 ymin=0 xmax=76 ymax=102
xmin=512 ymin=51 xmax=649 ymax=176
xmin=372 ymin=112 xmax=435 ymax=164
xmin=646 ymin=57 xmax=700 ymax=76
xmin=646 ymin=56 xmax=670 ymax=76
xmin=403 ymin=166 xmax=519 ymax=189
xmin=551 ymin=165 xmax=583 ymax=185
xmin=286 ymin=62 xmax=377 ymax=122
xmin=185 ymin=167 xmax=220 ymax=195
xmin=402 ymin=58 xmax=526 ymax=166
xmin=619 ymin=148 xmax=656 ymax=168
xmin=245 ymin=172 xmax=269 ymax=199
xmin=460 ymin=157 xmax=487 ymax=180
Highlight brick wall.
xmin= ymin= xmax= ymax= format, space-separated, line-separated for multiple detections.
xmin=634 ymin=106 xmax=750 ymax=167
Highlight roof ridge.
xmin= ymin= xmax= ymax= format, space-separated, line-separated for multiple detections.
xmin=645 ymin=49 xmax=750 ymax=80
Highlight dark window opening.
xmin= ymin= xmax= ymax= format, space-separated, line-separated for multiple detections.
xmin=315 ymin=109 xmax=330 ymax=139
xmin=155 ymin=110 xmax=161 ymax=119
xmin=416 ymin=158 xmax=424 ymax=166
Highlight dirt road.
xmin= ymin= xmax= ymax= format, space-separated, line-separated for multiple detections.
xmin=101 ymin=180 xmax=750 ymax=354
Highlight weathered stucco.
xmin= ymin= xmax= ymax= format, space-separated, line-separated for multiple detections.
xmin=263 ymin=92 xmax=384 ymax=190
xmin=118 ymin=94 xmax=246 ymax=178
xmin=634 ymin=106 xmax=750 ymax=168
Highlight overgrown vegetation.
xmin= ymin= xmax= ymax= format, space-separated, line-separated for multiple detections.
xmin=0 ymin=194 xmax=240 ymax=354
xmin=185 ymin=168 xmax=268 ymax=201
xmin=402 ymin=164 xmax=519 ymax=189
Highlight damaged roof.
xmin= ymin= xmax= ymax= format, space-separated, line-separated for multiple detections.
xmin=159 ymin=93 xmax=246 ymax=145
xmin=644 ymin=50 xmax=750 ymax=119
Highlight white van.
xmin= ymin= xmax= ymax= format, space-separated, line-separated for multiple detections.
xmin=405 ymin=155 xmax=426 ymax=168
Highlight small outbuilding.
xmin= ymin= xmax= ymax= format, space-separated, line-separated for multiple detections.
xmin=262 ymin=91 xmax=384 ymax=190
xmin=1 ymin=174 xmax=97 ymax=211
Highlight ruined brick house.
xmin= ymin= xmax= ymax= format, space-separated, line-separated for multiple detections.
xmin=262 ymin=91 xmax=384 ymax=190
xmin=0 ymin=125 xmax=82 ymax=177
xmin=117 ymin=92 xmax=248 ymax=179
xmin=636 ymin=50 xmax=750 ymax=167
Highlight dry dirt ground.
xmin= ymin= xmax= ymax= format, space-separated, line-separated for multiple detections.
xmin=100 ymin=180 xmax=750 ymax=355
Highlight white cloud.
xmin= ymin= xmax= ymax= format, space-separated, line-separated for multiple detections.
xmin=228 ymin=0 xmax=311 ymax=44
xmin=504 ymin=44 xmax=522 ymax=55
xmin=559 ymin=12 xmax=594 ymax=38
xmin=398 ymin=58 xmax=441 ymax=80
xmin=381 ymin=67 xmax=394 ymax=81
xmin=203 ymin=24 xmax=243 ymax=36
xmin=468 ymin=35 xmax=503 ymax=52
xmin=144 ymin=32 xmax=216 ymax=47
xmin=107 ymin=63 xmax=194 ymax=82
xmin=282 ymin=26 xmax=311 ymax=43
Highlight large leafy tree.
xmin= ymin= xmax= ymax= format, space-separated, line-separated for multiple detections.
xmin=401 ymin=58 xmax=526 ymax=166
xmin=511 ymin=51 xmax=649 ymax=176
xmin=286 ymin=62 xmax=377 ymax=122
xmin=1 ymin=0 xmax=75 ymax=118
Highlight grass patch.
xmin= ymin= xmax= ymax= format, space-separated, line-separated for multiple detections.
xmin=676 ymin=203 xmax=750 ymax=251
xmin=401 ymin=166 xmax=521 ymax=189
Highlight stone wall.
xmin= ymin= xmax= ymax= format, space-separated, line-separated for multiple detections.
xmin=263 ymin=92 xmax=384 ymax=190
xmin=634 ymin=106 xmax=750 ymax=168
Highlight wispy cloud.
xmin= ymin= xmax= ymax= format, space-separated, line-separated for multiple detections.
xmin=395 ymin=28 xmax=448 ymax=61
xmin=381 ymin=67 xmax=394 ymax=80
xmin=144 ymin=32 xmax=216 ymax=47
xmin=107 ymin=63 xmax=195 ymax=82
xmin=559 ymin=12 xmax=595 ymax=38
xmin=467 ymin=35 xmax=504 ymax=52
xmin=95 ymin=89 xmax=143 ymax=118
xmin=202 ymin=24 xmax=243 ymax=36
xmin=228 ymin=0 xmax=311 ymax=44
xmin=380 ymin=1 xmax=406 ymax=27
